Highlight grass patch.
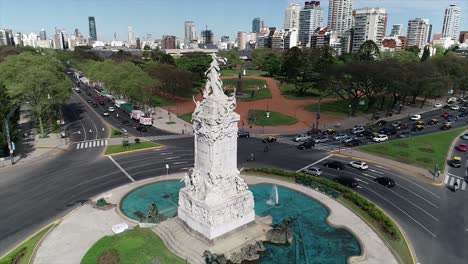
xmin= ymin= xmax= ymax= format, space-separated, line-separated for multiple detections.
xmin=223 ymin=78 xmax=267 ymax=89
xmin=278 ymin=82 xmax=322 ymax=100
xmin=178 ymin=112 xmax=193 ymax=123
xmin=166 ymin=121 xmax=176 ymax=125
xmin=81 ymin=227 xmax=185 ymax=264
xmin=147 ymin=94 xmax=175 ymax=107
xmin=221 ymin=69 xmax=267 ymax=76
xmin=0 ymin=224 xmax=55 ymax=264
xmin=305 ymin=99 xmax=369 ymax=117
xmin=359 ymin=127 xmax=467 ymax=171
xmin=110 ymin=127 xmax=123 ymax=138
xmin=248 ymin=110 xmax=297 ymax=126
xmin=225 ymin=88 xmax=272 ymax=101
xmin=105 ymin=141 xmax=160 ymax=155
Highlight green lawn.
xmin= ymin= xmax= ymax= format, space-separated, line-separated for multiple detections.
xmin=110 ymin=127 xmax=123 ymax=138
xmin=178 ymin=112 xmax=193 ymax=123
xmin=147 ymin=94 xmax=175 ymax=106
xmin=223 ymin=78 xmax=267 ymax=89
xmin=278 ymin=82 xmax=322 ymax=100
xmin=0 ymin=224 xmax=55 ymax=264
xmin=221 ymin=69 xmax=268 ymax=76
xmin=359 ymin=127 xmax=467 ymax=171
xmin=305 ymin=99 xmax=369 ymax=117
xmin=225 ymin=88 xmax=272 ymax=102
xmin=248 ymin=110 xmax=297 ymax=126
xmin=81 ymin=227 xmax=185 ymax=264
xmin=105 ymin=141 xmax=160 ymax=155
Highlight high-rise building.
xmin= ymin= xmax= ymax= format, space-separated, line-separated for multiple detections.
xmin=4 ymin=29 xmax=14 ymax=45
xmin=88 ymin=16 xmax=97 ymax=41
xmin=284 ymin=3 xmax=301 ymax=29
xmin=352 ymin=8 xmax=387 ymax=52
xmin=0 ymin=30 xmax=8 ymax=46
xmin=252 ymin=18 xmax=264 ymax=33
xmin=136 ymin=37 xmax=141 ymax=49
xmin=128 ymin=26 xmax=135 ymax=45
xmin=390 ymin=24 xmax=403 ymax=36
xmin=221 ymin=36 xmax=230 ymax=43
xmin=74 ymin=28 xmax=80 ymax=38
xmin=53 ymin=31 xmax=65 ymax=49
xmin=459 ymin=31 xmax=468 ymax=44
xmin=327 ymin=0 xmax=353 ymax=34
xmin=407 ymin=18 xmax=430 ymax=49
xmin=184 ymin=21 xmax=197 ymax=44
xmin=427 ymin=24 xmax=433 ymax=43
xmin=161 ymin=35 xmax=176 ymax=49
xmin=284 ymin=28 xmax=299 ymax=48
xmin=442 ymin=5 xmax=461 ymax=42
xmin=201 ymin=30 xmax=214 ymax=45
xmin=298 ymin=1 xmax=324 ymax=47
xmin=39 ymin=29 xmax=47 ymax=40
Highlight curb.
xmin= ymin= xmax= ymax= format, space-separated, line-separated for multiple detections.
xmin=104 ymin=145 xmax=163 ymax=157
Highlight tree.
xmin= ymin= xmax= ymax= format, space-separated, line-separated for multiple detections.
xmin=358 ymin=40 xmax=381 ymax=61
xmin=0 ymin=53 xmax=71 ymax=137
xmin=420 ymin=46 xmax=430 ymax=61
xmin=281 ymin=47 xmax=303 ymax=80
xmin=263 ymin=53 xmax=281 ymax=76
xmin=381 ymin=50 xmax=419 ymax=63
xmin=175 ymin=52 xmax=211 ymax=83
xmin=252 ymin=48 xmax=275 ymax=70
xmin=218 ymin=49 xmax=242 ymax=69
xmin=145 ymin=64 xmax=193 ymax=97
xmin=406 ymin=45 xmax=420 ymax=55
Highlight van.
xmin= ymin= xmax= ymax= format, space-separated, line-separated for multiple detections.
xmin=447 ymin=97 xmax=457 ymax=104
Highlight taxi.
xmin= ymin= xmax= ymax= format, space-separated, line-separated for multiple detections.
xmin=450 ymin=156 xmax=462 ymax=168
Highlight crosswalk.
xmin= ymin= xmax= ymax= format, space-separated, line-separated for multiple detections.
xmin=275 ymin=137 xmax=350 ymax=152
xmin=142 ymin=134 xmax=193 ymax=141
xmin=75 ymin=139 xmax=108 ymax=150
xmin=445 ymin=173 xmax=467 ymax=191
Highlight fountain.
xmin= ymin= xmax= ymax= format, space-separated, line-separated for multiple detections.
xmin=266 ymin=185 xmax=279 ymax=206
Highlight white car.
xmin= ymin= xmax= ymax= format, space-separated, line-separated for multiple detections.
xmin=333 ymin=134 xmax=348 ymax=141
xmin=450 ymin=105 xmax=460 ymax=110
xmin=348 ymin=161 xmax=368 ymax=170
xmin=434 ymin=103 xmax=443 ymax=108
xmin=410 ymin=114 xmax=421 ymax=121
xmin=302 ymin=166 xmax=322 ymax=176
xmin=342 ymin=136 xmax=357 ymax=143
xmin=372 ymin=134 xmax=388 ymax=142
xmin=294 ymin=134 xmax=311 ymax=142
xmin=352 ymin=126 xmax=365 ymax=135
xmin=73 ymin=87 xmax=80 ymax=92
xmin=391 ymin=121 xmax=401 ymax=127
xmin=108 ymin=107 xmax=115 ymax=112
xmin=102 ymin=112 xmax=109 ymax=117
xmin=314 ymin=135 xmax=329 ymax=143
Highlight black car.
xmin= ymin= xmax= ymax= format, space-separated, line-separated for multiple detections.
xmin=378 ymin=127 xmax=397 ymax=135
xmin=122 ymin=120 xmax=130 ymax=126
xmin=92 ymin=103 xmax=98 ymax=108
xmin=374 ymin=177 xmax=395 ymax=187
xmin=323 ymin=160 xmax=345 ymax=170
xmin=307 ymin=128 xmax=322 ymax=135
xmin=238 ymin=130 xmax=250 ymax=138
xmin=345 ymin=139 xmax=362 ymax=146
xmin=87 ymin=99 xmax=93 ymax=103
xmin=297 ymin=141 xmax=315 ymax=150
xmin=136 ymin=125 xmax=148 ymax=132
xmin=375 ymin=120 xmax=387 ymax=126
xmin=459 ymin=112 xmax=468 ymax=118
xmin=333 ymin=176 xmax=358 ymax=188
xmin=86 ymin=91 xmax=91 ymax=96
xmin=357 ymin=130 xmax=373 ymax=138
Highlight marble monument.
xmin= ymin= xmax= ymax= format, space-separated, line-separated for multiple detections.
xmin=178 ymin=58 xmax=255 ymax=240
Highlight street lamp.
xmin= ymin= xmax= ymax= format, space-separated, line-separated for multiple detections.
xmin=5 ymin=104 xmax=20 ymax=165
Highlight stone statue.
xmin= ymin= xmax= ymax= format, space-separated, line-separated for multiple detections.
xmin=142 ymin=202 xmax=166 ymax=223
xmin=202 ymin=250 xmax=227 ymax=264
xmin=266 ymin=216 xmax=297 ymax=244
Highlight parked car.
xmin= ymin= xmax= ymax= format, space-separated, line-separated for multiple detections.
xmin=352 ymin=126 xmax=365 ymax=135
xmin=294 ymin=134 xmax=311 ymax=142
xmin=323 ymin=160 xmax=345 ymax=170
xmin=427 ymin=119 xmax=439 ymax=125
xmin=434 ymin=103 xmax=443 ymax=108
xmin=297 ymin=141 xmax=315 ymax=150
xmin=73 ymin=87 xmax=81 ymax=93
xmin=307 ymin=128 xmax=322 ymax=135
xmin=92 ymin=103 xmax=98 ymax=108
xmin=450 ymin=156 xmax=462 ymax=168
xmin=398 ymin=131 xmax=412 ymax=138
xmin=262 ymin=136 xmax=277 ymax=143
xmin=391 ymin=121 xmax=401 ymax=127
xmin=332 ymin=134 xmax=348 ymax=141
xmin=314 ymin=135 xmax=329 ymax=143
xmin=108 ymin=107 xmax=115 ymax=112
xmin=415 ymin=120 xmax=425 ymax=126
xmin=367 ymin=132 xmax=380 ymax=139
xmin=99 ymin=100 xmax=105 ymax=105
xmin=458 ymin=112 xmax=468 ymax=118
xmin=348 ymin=160 xmax=368 ymax=170
xmin=302 ymin=166 xmax=322 ymax=176
xmin=322 ymin=128 xmax=336 ymax=135
xmin=378 ymin=127 xmax=397 ymax=135
xmin=358 ymin=130 xmax=373 ymax=138
xmin=461 ymin=133 xmax=468 ymax=140
xmin=375 ymin=120 xmax=387 ymax=126
xmin=87 ymin=99 xmax=93 ymax=103
xmin=238 ymin=130 xmax=250 ymax=138
xmin=457 ymin=143 xmax=467 ymax=152
xmin=102 ymin=111 xmax=109 ymax=117
xmin=410 ymin=114 xmax=421 ymax=121
xmin=372 ymin=134 xmax=389 ymax=142
xmin=441 ymin=123 xmax=453 ymax=130
xmin=374 ymin=177 xmax=396 ymax=188
xmin=450 ymin=105 xmax=460 ymax=110
xmin=342 ymin=136 xmax=357 ymax=144
xmin=136 ymin=125 xmax=148 ymax=132
xmin=345 ymin=139 xmax=362 ymax=146
xmin=333 ymin=176 xmax=358 ymax=188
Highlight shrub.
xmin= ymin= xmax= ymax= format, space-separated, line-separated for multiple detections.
xmin=98 ymin=249 xmax=120 ymax=264
xmin=134 ymin=138 xmax=141 ymax=144
xmin=96 ymin=198 xmax=108 ymax=207
xmin=0 ymin=247 xmax=26 ymax=264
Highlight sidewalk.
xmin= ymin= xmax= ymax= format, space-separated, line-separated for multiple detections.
xmin=152 ymin=107 xmax=193 ymax=135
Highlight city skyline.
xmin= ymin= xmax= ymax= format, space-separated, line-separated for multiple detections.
xmin=0 ymin=0 xmax=466 ymax=42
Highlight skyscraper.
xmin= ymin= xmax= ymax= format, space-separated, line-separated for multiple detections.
xmin=221 ymin=36 xmax=230 ymax=43
xmin=284 ymin=3 xmax=301 ymax=29
xmin=128 ymin=26 xmax=135 ymax=45
xmin=88 ymin=16 xmax=97 ymax=41
xmin=40 ymin=29 xmax=47 ymax=40
xmin=352 ymin=8 xmax=387 ymax=52
xmin=390 ymin=24 xmax=403 ymax=36
xmin=252 ymin=18 xmax=264 ymax=33
xmin=184 ymin=21 xmax=197 ymax=44
xmin=161 ymin=35 xmax=176 ymax=49
xmin=201 ymin=30 xmax=214 ymax=45
xmin=327 ymin=0 xmax=353 ymax=34
xmin=407 ymin=18 xmax=430 ymax=49
xmin=442 ymin=4 xmax=462 ymax=41
xmin=0 ymin=30 xmax=8 ymax=46
xmin=298 ymin=1 xmax=324 ymax=47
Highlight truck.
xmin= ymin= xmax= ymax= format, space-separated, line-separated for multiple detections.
xmin=120 ymin=103 xmax=134 ymax=115
xmin=114 ymin=99 xmax=127 ymax=108
xmin=139 ymin=116 xmax=153 ymax=126
xmin=131 ymin=110 xmax=145 ymax=120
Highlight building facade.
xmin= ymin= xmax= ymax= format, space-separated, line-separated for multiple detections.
xmin=352 ymin=8 xmax=387 ymax=52
xmin=327 ymin=0 xmax=353 ymax=34
xmin=407 ymin=18 xmax=430 ymax=49
xmin=390 ymin=24 xmax=403 ymax=36
xmin=39 ymin=29 xmax=47 ymax=40
xmin=161 ymin=35 xmax=176 ymax=49
xmin=184 ymin=21 xmax=197 ymax=44
xmin=298 ymin=1 xmax=324 ymax=47
xmin=201 ymin=30 xmax=214 ymax=45
xmin=252 ymin=18 xmax=264 ymax=33
xmin=442 ymin=5 xmax=462 ymax=42
xmin=128 ymin=26 xmax=135 ymax=46
xmin=460 ymin=31 xmax=468 ymax=44
xmin=88 ymin=16 xmax=97 ymax=41
xmin=284 ymin=3 xmax=301 ymax=29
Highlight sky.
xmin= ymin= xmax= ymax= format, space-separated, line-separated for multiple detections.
xmin=0 ymin=0 xmax=467 ymax=42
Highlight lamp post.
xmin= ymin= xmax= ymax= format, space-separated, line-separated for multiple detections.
xmin=5 ymin=104 xmax=20 ymax=165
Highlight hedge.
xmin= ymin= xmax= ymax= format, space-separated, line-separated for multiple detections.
xmin=244 ymin=168 xmax=400 ymax=240
xmin=0 ymin=247 xmax=26 ymax=264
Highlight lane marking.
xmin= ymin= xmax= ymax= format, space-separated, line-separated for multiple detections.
xmin=361 ymin=185 xmax=437 ymax=238
xmin=76 ymin=143 xmax=81 ymax=150
xmin=356 ymin=178 xmax=369 ymax=185
xmin=375 ymin=165 xmax=392 ymax=171
xmin=160 ymin=152 xmax=174 ymax=155
xmin=369 ymin=169 xmax=384 ymax=175
xmin=180 ymin=167 xmax=191 ymax=171
xmin=165 ymin=157 xmax=180 ymax=160
xmin=173 ymin=161 xmax=189 ymax=165
xmin=296 ymin=155 xmax=332 ymax=172
xmin=447 ymin=173 xmax=465 ymax=180
xmin=108 ymin=156 xmax=135 ymax=182
xmin=444 ymin=174 xmax=450 ymax=184
xmin=356 ymin=185 xmax=363 ymax=189
xmin=449 ymin=177 xmax=455 ymax=186
xmin=85 ymin=142 xmax=89 ymax=148
xmin=395 ymin=184 xmax=439 ymax=208
xmin=96 ymin=140 xmax=101 ymax=147
xmin=92 ymin=141 xmax=96 ymax=147
xmin=462 ymin=181 xmax=466 ymax=191
xmin=104 ymin=140 xmax=108 ymax=146
xmin=386 ymin=188 xmax=439 ymax=222
xmin=362 ymin=173 xmax=377 ymax=179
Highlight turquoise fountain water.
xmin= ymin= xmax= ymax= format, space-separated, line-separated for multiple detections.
xmin=121 ymin=181 xmax=361 ymax=263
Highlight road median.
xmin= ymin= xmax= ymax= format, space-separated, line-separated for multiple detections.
xmin=104 ymin=141 xmax=162 ymax=156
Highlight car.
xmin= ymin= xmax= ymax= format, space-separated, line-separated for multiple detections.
xmin=458 ymin=112 xmax=468 ymax=118
xmin=136 ymin=125 xmax=148 ymax=132
xmin=352 ymin=126 xmax=365 ymax=135
xmin=99 ymin=100 xmax=105 ymax=105
xmin=411 ymin=124 xmax=424 ymax=131
xmin=262 ymin=136 xmax=277 ymax=143
xmin=333 ymin=176 xmax=358 ymax=188
xmin=457 ymin=143 xmax=467 ymax=152
xmin=307 ymin=128 xmax=322 ymax=135
xmin=314 ymin=135 xmax=329 ymax=143
xmin=342 ymin=136 xmax=357 ymax=144
xmin=323 ymin=160 xmax=345 ymax=170
xmin=427 ymin=119 xmax=439 ymax=125
xmin=441 ymin=112 xmax=450 ymax=118
xmin=374 ymin=177 xmax=396 ymax=188
xmin=102 ymin=112 xmax=109 ymax=117
xmin=348 ymin=160 xmax=368 ymax=170
xmin=322 ymin=128 xmax=336 ymax=135
xmin=450 ymin=156 xmax=462 ymax=168
xmin=375 ymin=120 xmax=387 ymax=126
xmin=398 ymin=131 xmax=412 ymax=138
xmin=294 ymin=134 xmax=311 ymax=142
xmin=443 ymin=104 xmax=451 ymax=109
xmin=302 ymin=166 xmax=322 ymax=176
xmin=92 ymin=103 xmax=98 ymax=108
xmin=391 ymin=121 xmax=401 ymax=127
xmin=395 ymin=123 xmax=409 ymax=130
xmin=446 ymin=117 xmax=457 ymax=123
xmin=358 ymin=130 xmax=373 ymax=138
xmin=378 ymin=127 xmax=397 ymax=135
xmin=415 ymin=120 xmax=425 ymax=126
xmin=345 ymin=139 xmax=362 ymax=146
xmin=332 ymin=134 xmax=348 ymax=141
xmin=441 ymin=123 xmax=452 ymax=130
xmin=461 ymin=133 xmax=468 ymax=140
xmin=459 ymin=107 xmax=466 ymax=112
xmin=372 ymin=134 xmax=388 ymax=142
xmin=87 ymin=99 xmax=93 ymax=103
xmin=450 ymin=105 xmax=460 ymax=110
xmin=410 ymin=114 xmax=421 ymax=121
xmin=367 ymin=132 xmax=380 ymax=139
xmin=434 ymin=103 xmax=443 ymax=108
xmin=85 ymin=91 xmax=91 ymax=95
xmin=297 ymin=141 xmax=315 ymax=150
xmin=108 ymin=107 xmax=115 ymax=112
xmin=122 ymin=120 xmax=130 ymax=126
xmin=73 ymin=87 xmax=81 ymax=93
xmin=238 ymin=130 xmax=250 ymax=138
